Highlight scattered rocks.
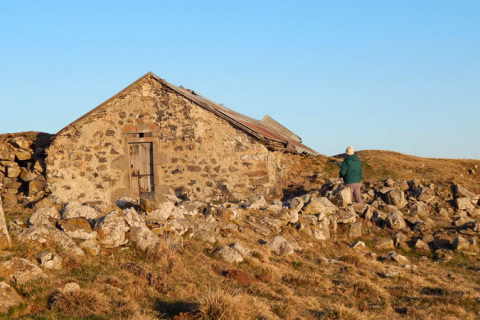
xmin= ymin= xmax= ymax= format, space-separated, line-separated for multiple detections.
xmin=266 ymin=236 xmax=294 ymax=256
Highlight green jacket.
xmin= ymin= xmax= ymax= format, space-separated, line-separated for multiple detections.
xmin=340 ymin=154 xmax=362 ymax=184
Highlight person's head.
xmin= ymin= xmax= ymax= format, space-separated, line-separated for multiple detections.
xmin=346 ymin=146 xmax=354 ymax=155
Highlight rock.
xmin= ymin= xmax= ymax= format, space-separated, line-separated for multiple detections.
xmin=282 ymin=209 xmax=299 ymax=224
xmin=302 ymin=197 xmax=337 ymax=215
xmin=80 ymin=239 xmax=101 ymax=256
xmin=57 ymin=217 xmax=97 ymax=240
xmin=27 ymin=207 xmax=60 ymax=226
xmin=375 ymin=239 xmax=394 ymax=251
xmin=385 ymin=190 xmax=407 ymax=209
xmin=9 ymin=137 xmax=32 ymax=150
xmin=453 ymin=184 xmax=478 ymax=201
xmin=289 ymin=197 xmax=304 ymax=212
xmin=1 ymin=194 xmax=17 ymax=210
xmin=93 ymin=211 xmax=129 ymax=248
xmin=59 ymin=282 xmax=81 ymax=293
xmin=393 ymin=232 xmax=409 ymax=249
xmin=413 ymin=187 xmax=437 ymax=203
xmin=335 ymin=206 xmax=357 ymax=224
xmin=5 ymin=162 xmax=21 ymax=178
xmin=0 ymin=197 xmax=11 ymax=249
xmin=452 ymin=236 xmax=472 ymax=252
xmin=29 ymin=179 xmax=46 ymax=195
xmin=264 ymin=199 xmax=283 ymax=213
xmin=333 ymin=186 xmax=352 ymax=207
xmin=455 ymin=198 xmax=475 ymax=210
xmin=386 ymin=252 xmax=409 ymax=265
xmin=0 ymin=257 xmax=47 ymax=284
xmin=212 ymin=246 xmax=243 ymax=263
xmin=410 ymin=201 xmax=429 ymax=216
xmin=413 ymin=239 xmax=430 ymax=252
xmin=385 ymin=211 xmax=406 ymax=230
xmin=266 ymin=236 xmax=294 ymax=256
xmin=230 ymin=242 xmax=251 ymax=257
xmin=0 ymin=281 xmax=23 ymax=313
xmin=349 ymin=222 xmax=363 ymax=239
xmin=124 ymin=208 xmax=158 ymax=251
xmin=37 ymin=251 xmax=63 ymax=270
xmin=246 ymin=195 xmax=268 ymax=211
xmin=13 ymin=148 xmax=32 ymax=161
xmin=19 ymin=168 xmax=37 ymax=182
xmin=61 ymin=202 xmax=100 ymax=220
xmin=372 ymin=210 xmax=387 ymax=228
xmin=16 ymin=224 xmax=85 ymax=259
xmin=146 ymin=201 xmax=176 ymax=222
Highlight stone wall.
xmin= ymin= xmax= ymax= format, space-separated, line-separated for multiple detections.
xmin=45 ymin=77 xmax=314 ymax=206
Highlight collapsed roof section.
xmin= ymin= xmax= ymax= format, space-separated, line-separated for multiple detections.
xmin=57 ymin=72 xmax=319 ymax=155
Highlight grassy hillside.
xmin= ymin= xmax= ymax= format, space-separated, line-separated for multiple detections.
xmin=1 ymin=135 xmax=480 ymax=319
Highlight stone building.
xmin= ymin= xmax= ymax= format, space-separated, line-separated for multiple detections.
xmin=45 ymin=72 xmax=319 ymax=206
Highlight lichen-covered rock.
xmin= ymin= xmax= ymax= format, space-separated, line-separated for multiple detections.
xmin=212 ymin=246 xmax=243 ymax=263
xmin=385 ymin=210 xmax=406 ymax=230
xmin=28 ymin=207 xmax=60 ymax=226
xmin=266 ymin=236 xmax=294 ymax=256
xmin=302 ymin=196 xmax=337 ymax=215
xmin=15 ymin=224 xmax=85 ymax=259
xmin=93 ymin=211 xmax=129 ymax=248
xmin=57 ymin=217 xmax=97 ymax=240
xmin=385 ymin=189 xmax=407 ymax=209
xmin=124 ymin=208 xmax=158 ymax=251
xmin=0 ymin=257 xmax=47 ymax=284
xmin=335 ymin=206 xmax=357 ymax=224
xmin=0 ymin=281 xmax=23 ymax=313
xmin=61 ymin=202 xmax=100 ymax=220
xmin=37 ymin=251 xmax=63 ymax=270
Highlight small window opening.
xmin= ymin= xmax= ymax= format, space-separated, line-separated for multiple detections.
xmin=139 ymin=133 xmax=145 ymax=138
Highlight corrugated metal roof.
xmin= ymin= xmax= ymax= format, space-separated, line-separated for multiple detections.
xmin=58 ymin=72 xmax=319 ymax=155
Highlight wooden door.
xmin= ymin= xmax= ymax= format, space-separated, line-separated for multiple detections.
xmin=129 ymin=142 xmax=154 ymax=197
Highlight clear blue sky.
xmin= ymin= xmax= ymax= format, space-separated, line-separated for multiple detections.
xmin=1 ymin=1 xmax=479 ymax=159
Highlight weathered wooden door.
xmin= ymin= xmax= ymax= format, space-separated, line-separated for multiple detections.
xmin=129 ymin=142 xmax=154 ymax=197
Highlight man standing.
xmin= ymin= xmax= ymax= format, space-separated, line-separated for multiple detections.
xmin=339 ymin=146 xmax=363 ymax=204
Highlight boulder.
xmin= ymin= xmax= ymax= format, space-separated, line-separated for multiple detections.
xmin=27 ymin=207 xmax=60 ymax=226
xmin=246 ymin=195 xmax=268 ymax=211
xmin=230 ymin=242 xmax=251 ymax=257
xmin=0 ymin=281 xmax=23 ymax=313
xmin=57 ymin=217 xmax=97 ymax=240
xmin=410 ymin=201 xmax=429 ymax=216
xmin=0 ymin=257 xmax=47 ymax=284
xmin=302 ymin=196 xmax=337 ymax=215
xmin=37 ymin=251 xmax=63 ymax=270
xmin=386 ymin=252 xmax=409 ymax=265
xmin=385 ymin=211 xmax=406 ymax=230
xmin=19 ymin=168 xmax=37 ymax=182
xmin=9 ymin=136 xmax=32 ymax=150
xmin=80 ymin=239 xmax=101 ymax=256
xmin=335 ymin=206 xmax=357 ymax=224
xmin=333 ymin=186 xmax=352 ymax=207
xmin=385 ymin=190 xmax=407 ymax=209
xmin=16 ymin=224 xmax=85 ymax=259
xmin=266 ymin=236 xmax=294 ymax=256
xmin=452 ymin=236 xmax=473 ymax=252
xmin=455 ymin=198 xmax=475 ymax=210
xmin=349 ymin=222 xmax=363 ymax=239
xmin=61 ymin=202 xmax=100 ymax=220
xmin=0 ymin=197 xmax=11 ymax=249
xmin=93 ymin=211 xmax=129 ymax=248
xmin=124 ymin=208 xmax=158 ymax=251
xmin=212 ymin=246 xmax=243 ymax=263
xmin=289 ymin=197 xmax=304 ymax=212
xmin=453 ymin=184 xmax=478 ymax=201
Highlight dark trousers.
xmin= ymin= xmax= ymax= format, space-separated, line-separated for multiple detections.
xmin=347 ymin=183 xmax=362 ymax=204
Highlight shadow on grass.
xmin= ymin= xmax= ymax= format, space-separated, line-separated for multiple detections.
xmin=153 ymin=299 xmax=198 ymax=319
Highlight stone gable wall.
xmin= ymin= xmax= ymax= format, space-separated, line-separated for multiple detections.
xmin=45 ymin=78 xmax=298 ymax=205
